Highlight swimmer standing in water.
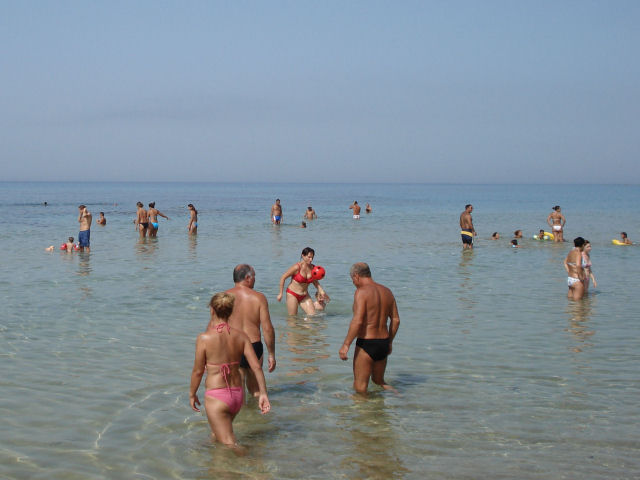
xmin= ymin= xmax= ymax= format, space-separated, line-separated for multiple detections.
xmin=304 ymin=206 xmax=317 ymax=220
xmin=564 ymin=237 xmax=586 ymax=300
xmin=349 ymin=201 xmax=361 ymax=219
xmin=271 ymin=199 xmax=283 ymax=225
xmin=339 ymin=262 xmax=400 ymax=394
xmin=277 ymin=247 xmax=329 ymax=316
xmin=136 ymin=202 xmax=149 ymax=238
xmin=582 ymin=240 xmax=597 ymax=293
xmin=225 ymin=265 xmax=276 ymax=397
xmin=147 ymin=202 xmax=169 ymax=237
xmin=187 ymin=204 xmax=198 ymax=234
xmin=460 ymin=204 xmax=476 ymax=249
xmin=547 ymin=206 xmax=566 ymax=243
xmin=189 ymin=292 xmax=270 ymax=446
xmin=77 ymin=205 xmax=92 ymax=252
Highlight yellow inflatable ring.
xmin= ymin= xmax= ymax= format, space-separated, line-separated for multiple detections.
xmin=533 ymin=232 xmax=554 ymax=240
xmin=612 ymin=239 xmax=630 ymax=245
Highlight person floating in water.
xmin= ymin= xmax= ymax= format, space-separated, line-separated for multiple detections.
xmin=339 ymin=262 xmax=400 ymax=394
xmin=513 ymin=230 xmax=523 ymax=239
xmin=491 ymin=232 xmax=500 ymax=240
xmin=620 ymin=232 xmax=632 ymax=245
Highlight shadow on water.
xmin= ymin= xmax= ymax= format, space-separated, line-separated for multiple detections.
xmin=135 ymin=237 xmax=159 ymax=256
xmin=281 ymin=314 xmax=330 ymax=378
xmin=565 ymin=294 xmax=596 ymax=354
xmin=77 ymin=251 xmax=92 ymax=278
xmin=198 ymin=442 xmax=272 ymax=480
xmin=457 ymin=249 xmax=476 ymax=312
xmin=188 ymin=234 xmax=197 ymax=258
xmin=335 ymin=395 xmax=409 ymax=479
xmin=270 ymin=225 xmax=283 ymax=259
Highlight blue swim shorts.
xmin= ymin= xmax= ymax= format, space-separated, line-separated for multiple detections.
xmin=78 ymin=229 xmax=90 ymax=247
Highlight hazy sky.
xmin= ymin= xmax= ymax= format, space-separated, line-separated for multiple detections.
xmin=2 ymin=1 xmax=639 ymax=183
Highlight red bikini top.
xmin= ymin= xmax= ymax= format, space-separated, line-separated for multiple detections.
xmin=292 ymin=265 xmax=314 ymax=284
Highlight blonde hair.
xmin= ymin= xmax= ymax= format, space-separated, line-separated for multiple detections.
xmin=209 ymin=292 xmax=235 ymax=319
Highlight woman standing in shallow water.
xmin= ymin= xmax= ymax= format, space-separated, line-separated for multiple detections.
xmin=564 ymin=237 xmax=586 ymax=300
xmin=277 ymin=247 xmax=329 ymax=315
xmin=581 ymin=240 xmax=597 ymax=293
xmin=187 ymin=204 xmax=198 ymax=234
xmin=189 ymin=292 xmax=270 ymax=446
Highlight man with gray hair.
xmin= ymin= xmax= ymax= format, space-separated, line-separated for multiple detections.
xmin=226 ymin=264 xmax=276 ymax=396
xmin=339 ymin=262 xmax=400 ymax=394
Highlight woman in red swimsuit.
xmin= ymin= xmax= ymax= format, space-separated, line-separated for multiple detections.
xmin=189 ymin=292 xmax=271 ymax=446
xmin=277 ymin=247 xmax=329 ymax=315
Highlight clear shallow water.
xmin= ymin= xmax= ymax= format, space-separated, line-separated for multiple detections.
xmin=1 ymin=182 xmax=639 ymax=479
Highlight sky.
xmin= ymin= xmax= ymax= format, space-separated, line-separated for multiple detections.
xmin=1 ymin=1 xmax=639 ymax=183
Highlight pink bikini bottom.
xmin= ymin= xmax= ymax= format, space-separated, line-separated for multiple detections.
xmin=205 ymin=387 xmax=244 ymax=414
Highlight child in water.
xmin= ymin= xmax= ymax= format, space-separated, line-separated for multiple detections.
xmin=511 ymin=239 xmax=520 ymax=248
xmin=47 ymin=237 xmax=77 ymax=252
xmin=62 ymin=237 xmax=77 ymax=251
xmin=620 ymin=232 xmax=632 ymax=245
xmin=313 ymin=291 xmax=329 ymax=311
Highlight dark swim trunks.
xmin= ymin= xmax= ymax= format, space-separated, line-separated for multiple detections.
xmin=78 ymin=229 xmax=90 ymax=247
xmin=356 ymin=337 xmax=390 ymax=361
xmin=240 ymin=341 xmax=264 ymax=368
xmin=461 ymin=230 xmax=473 ymax=245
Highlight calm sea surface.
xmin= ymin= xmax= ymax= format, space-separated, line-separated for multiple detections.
xmin=1 ymin=182 xmax=639 ymax=479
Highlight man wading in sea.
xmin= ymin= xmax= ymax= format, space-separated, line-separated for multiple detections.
xmin=226 ymin=264 xmax=276 ymax=396
xmin=460 ymin=204 xmax=476 ymax=249
xmin=339 ymin=262 xmax=400 ymax=394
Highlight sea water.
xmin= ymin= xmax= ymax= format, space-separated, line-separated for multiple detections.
xmin=0 ymin=182 xmax=639 ymax=479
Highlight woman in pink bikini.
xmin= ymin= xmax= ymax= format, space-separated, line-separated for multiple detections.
xmin=189 ymin=292 xmax=270 ymax=445
xmin=277 ymin=247 xmax=329 ymax=315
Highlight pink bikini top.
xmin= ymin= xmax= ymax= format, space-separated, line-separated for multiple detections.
xmin=292 ymin=265 xmax=314 ymax=284
xmin=206 ymin=322 xmax=239 ymax=390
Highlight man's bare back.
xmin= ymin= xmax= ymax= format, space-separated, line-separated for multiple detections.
xmin=226 ymin=265 xmax=276 ymax=395
xmin=352 ymin=282 xmax=397 ymax=339
xmin=339 ymin=263 xmax=400 ymax=394
xmin=350 ymin=201 xmax=361 ymax=217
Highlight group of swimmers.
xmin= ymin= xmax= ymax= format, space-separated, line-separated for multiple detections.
xmin=189 ymin=258 xmax=399 ymax=447
xmin=461 ymin=203 xmax=637 ymax=300
xmin=135 ymin=202 xmax=171 ymax=237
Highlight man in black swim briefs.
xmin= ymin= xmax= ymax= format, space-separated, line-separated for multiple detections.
xmin=226 ymin=264 xmax=276 ymax=397
xmin=339 ymin=262 xmax=400 ymax=394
